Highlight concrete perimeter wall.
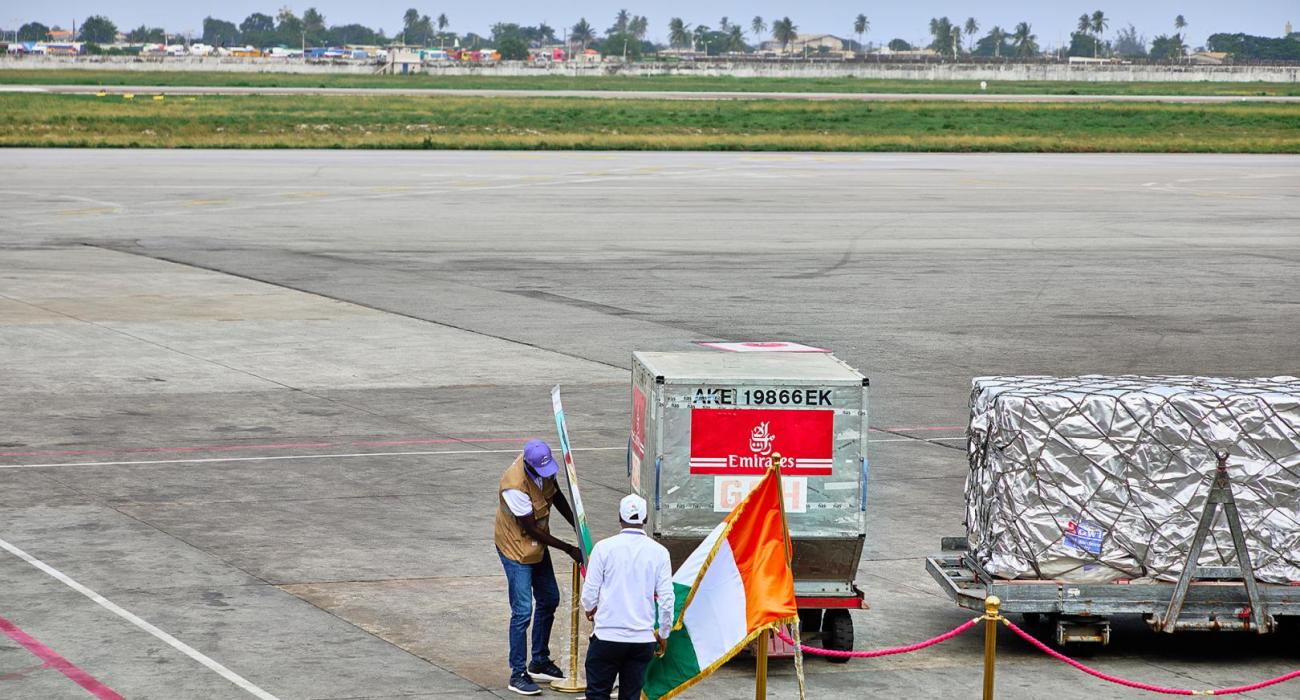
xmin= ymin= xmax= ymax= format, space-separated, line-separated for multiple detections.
xmin=3 ymin=56 xmax=1298 ymax=82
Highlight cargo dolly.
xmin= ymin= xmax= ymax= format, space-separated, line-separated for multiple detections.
xmin=927 ymin=453 xmax=1300 ymax=645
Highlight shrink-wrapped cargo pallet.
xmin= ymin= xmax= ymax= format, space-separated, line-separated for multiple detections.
xmin=965 ymin=375 xmax=1300 ymax=584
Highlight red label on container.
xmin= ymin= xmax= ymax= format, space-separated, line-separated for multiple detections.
xmin=689 ymin=408 xmax=834 ymax=475
xmin=631 ymin=385 xmax=647 ymax=459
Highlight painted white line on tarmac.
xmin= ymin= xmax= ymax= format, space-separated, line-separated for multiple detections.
xmin=0 ymin=438 xmax=964 ymax=470
xmin=0 ymin=537 xmax=281 ymax=700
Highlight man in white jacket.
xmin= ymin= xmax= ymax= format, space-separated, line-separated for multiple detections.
xmin=580 ymin=494 xmax=674 ymax=700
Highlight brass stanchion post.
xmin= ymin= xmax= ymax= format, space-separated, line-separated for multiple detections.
xmin=755 ymin=628 xmax=770 ymax=699
xmin=982 ymin=595 xmax=1001 ymax=700
xmin=550 ymin=561 xmax=586 ymax=693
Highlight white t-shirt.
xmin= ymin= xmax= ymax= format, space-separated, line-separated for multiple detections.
xmin=502 ymin=474 xmax=545 ymax=517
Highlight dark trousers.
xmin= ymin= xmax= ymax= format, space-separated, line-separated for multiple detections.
xmin=497 ymin=548 xmax=560 ymax=677
xmin=584 ymin=635 xmax=656 ymax=700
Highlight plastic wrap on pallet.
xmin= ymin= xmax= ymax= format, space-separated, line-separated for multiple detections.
xmin=965 ymin=375 xmax=1300 ymax=584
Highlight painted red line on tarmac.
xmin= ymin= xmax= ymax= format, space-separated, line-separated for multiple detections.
xmin=0 ymin=614 xmax=125 ymax=700
xmin=350 ymin=437 xmax=530 ymax=447
xmin=0 ymin=441 xmax=336 ymax=459
xmin=0 ymin=437 xmax=535 ymax=459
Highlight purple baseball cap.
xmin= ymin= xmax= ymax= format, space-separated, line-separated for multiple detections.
xmin=523 ymin=439 xmax=560 ymax=478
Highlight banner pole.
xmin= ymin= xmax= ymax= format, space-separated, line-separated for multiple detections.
xmin=550 ymin=385 xmax=588 ymax=693
xmin=550 ymin=561 xmax=586 ymax=693
xmin=982 ymin=595 xmax=1001 ymax=700
xmin=755 ymin=628 xmax=769 ymax=699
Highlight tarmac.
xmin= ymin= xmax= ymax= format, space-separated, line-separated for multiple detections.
xmin=5 ymin=84 xmax=1300 ymax=102
xmin=0 ymin=150 xmax=1297 ymax=699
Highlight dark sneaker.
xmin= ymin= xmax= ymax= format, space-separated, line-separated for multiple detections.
xmin=527 ymin=660 xmax=565 ymax=682
xmin=508 ymin=674 xmax=541 ymax=696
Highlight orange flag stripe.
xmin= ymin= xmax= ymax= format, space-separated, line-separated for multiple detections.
xmin=723 ymin=470 xmax=798 ymax=631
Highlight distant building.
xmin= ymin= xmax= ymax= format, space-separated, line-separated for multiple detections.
xmin=1189 ymin=51 xmax=1230 ymax=65
xmin=386 ymin=48 xmax=423 ymax=74
xmin=877 ymin=46 xmax=939 ymax=58
xmin=760 ymin=33 xmax=852 ymax=56
xmin=49 ymin=29 xmax=74 ymax=41
xmin=658 ymin=47 xmax=705 ymax=59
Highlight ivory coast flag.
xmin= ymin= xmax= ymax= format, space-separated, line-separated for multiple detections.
xmin=642 ymin=468 xmax=797 ymax=700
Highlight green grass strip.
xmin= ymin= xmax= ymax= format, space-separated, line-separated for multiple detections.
xmin=3 ymin=68 xmax=1299 ymax=97
xmin=2 ymin=93 xmax=1297 ymax=152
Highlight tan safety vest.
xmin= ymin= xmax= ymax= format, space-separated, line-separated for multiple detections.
xmin=495 ymin=455 xmax=559 ymax=564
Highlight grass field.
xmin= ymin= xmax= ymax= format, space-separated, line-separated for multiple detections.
xmin=3 ymin=93 xmax=1297 ymax=152
xmin=3 ymin=68 xmax=1300 ymax=97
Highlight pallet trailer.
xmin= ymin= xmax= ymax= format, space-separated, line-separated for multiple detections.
xmin=927 ymin=455 xmax=1300 ymax=645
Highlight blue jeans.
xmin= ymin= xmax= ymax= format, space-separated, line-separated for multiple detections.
xmin=498 ymin=548 xmax=560 ymax=676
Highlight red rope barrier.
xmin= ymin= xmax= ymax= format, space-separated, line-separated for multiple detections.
xmin=1003 ymin=618 xmax=1300 ymax=696
xmin=775 ymin=618 xmax=979 ymax=659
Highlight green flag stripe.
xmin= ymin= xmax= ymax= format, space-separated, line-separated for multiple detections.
xmin=642 ymin=582 xmax=701 ymax=700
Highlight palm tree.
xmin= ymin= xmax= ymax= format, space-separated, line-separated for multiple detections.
xmin=612 ymin=9 xmax=630 ymax=35
xmin=1174 ymin=15 xmax=1187 ymax=32
xmin=1090 ymin=10 xmax=1108 ymax=58
xmin=1012 ymin=21 xmax=1038 ymax=57
xmin=988 ymin=25 xmax=1006 ymax=57
xmin=1077 ymin=14 xmax=1092 ymax=57
xmin=571 ymin=18 xmax=594 ymax=50
xmin=727 ymin=25 xmax=745 ymax=53
xmin=668 ymin=17 xmax=691 ymax=49
xmin=629 ymin=16 xmax=648 ymax=41
xmin=951 ymin=25 xmax=962 ymax=56
xmin=402 ymin=8 xmax=418 ymax=44
xmin=853 ymin=14 xmax=869 ymax=54
xmin=693 ymin=24 xmax=710 ymax=53
xmin=719 ymin=17 xmax=731 ymax=32
xmin=964 ymin=17 xmax=979 ymax=53
xmin=929 ymin=17 xmax=956 ymax=58
xmin=751 ymin=16 xmax=766 ymax=41
xmin=772 ymin=17 xmax=797 ymax=53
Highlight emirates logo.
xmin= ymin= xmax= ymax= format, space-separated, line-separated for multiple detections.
xmin=749 ymin=422 xmax=776 ymax=455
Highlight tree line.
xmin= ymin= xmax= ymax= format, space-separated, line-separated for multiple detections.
xmin=13 ymin=9 xmax=1300 ymax=62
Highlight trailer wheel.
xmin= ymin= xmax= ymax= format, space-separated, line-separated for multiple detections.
xmin=822 ymin=609 xmax=853 ymax=663
xmin=798 ymin=609 xmax=823 ymax=635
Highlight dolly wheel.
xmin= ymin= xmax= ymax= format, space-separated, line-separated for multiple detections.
xmin=822 ymin=609 xmax=854 ymax=663
xmin=798 ymin=609 xmax=823 ymax=635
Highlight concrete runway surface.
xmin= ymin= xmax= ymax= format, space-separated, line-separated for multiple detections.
xmin=6 ymin=84 xmax=1300 ymax=102
xmin=0 ymin=150 xmax=1298 ymax=699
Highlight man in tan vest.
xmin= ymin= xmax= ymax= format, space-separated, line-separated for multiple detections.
xmin=496 ymin=439 xmax=581 ymax=696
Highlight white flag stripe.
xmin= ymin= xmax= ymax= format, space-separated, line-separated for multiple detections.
xmin=680 ymin=539 xmax=747 ymax=668
xmin=671 ymin=521 xmax=727 ymax=588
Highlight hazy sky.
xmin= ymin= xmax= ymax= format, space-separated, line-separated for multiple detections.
xmin=8 ymin=1 xmax=1296 ymax=48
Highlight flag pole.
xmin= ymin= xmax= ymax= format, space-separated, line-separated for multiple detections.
xmin=550 ymin=561 xmax=586 ymax=693
xmin=766 ymin=451 xmax=806 ymax=699
xmin=550 ymin=385 xmax=587 ymax=693
xmin=753 ymin=452 xmax=787 ymax=700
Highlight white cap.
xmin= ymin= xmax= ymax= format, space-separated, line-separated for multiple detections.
xmin=619 ymin=494 xmax=647 ymax=525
